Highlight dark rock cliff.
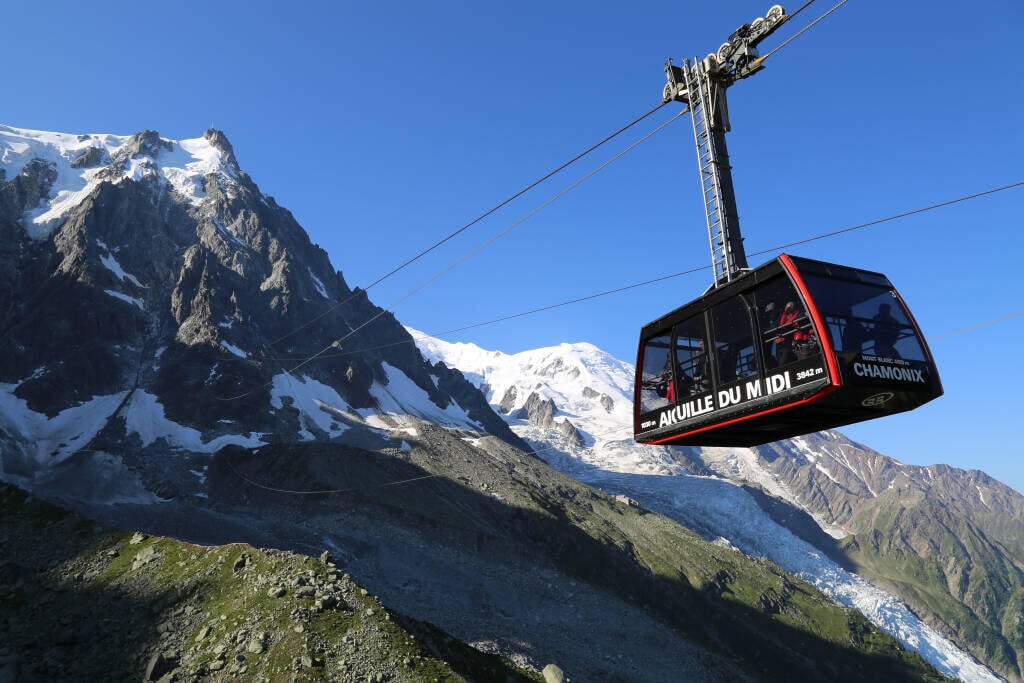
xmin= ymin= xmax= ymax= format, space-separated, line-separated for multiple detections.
xmin=0 ymin=128 xmax=527 ymax=473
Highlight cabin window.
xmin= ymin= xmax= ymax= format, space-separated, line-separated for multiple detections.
xmin=755 ymin=276 xmax=814 ymax=369
xmin=800 ymin=275 xmax=927 ymax=361
xmin=672 ymin=315 xmax=711 ymax=397
xmin=710 ymin=295 xmax=758 ymax=383
xmin=638 ymin=333 xmax=672 ymax=413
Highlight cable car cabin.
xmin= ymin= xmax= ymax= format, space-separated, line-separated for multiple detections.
xmin=634 ymin=254 xmax=942 ymax=447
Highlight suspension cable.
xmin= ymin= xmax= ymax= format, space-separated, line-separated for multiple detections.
xmin=759 ymin=0 xmax=849 ymax=62
xmin=240 ymin=180 xmax=1022 ymax=363
xmin=233 ymin=0 xmax=853 ymax=366
xmin=267 ymin=102 xmax=670 ymax=348
xmin=927 ymin=311 xmax=1024 ymax=342
xmin=279 ymin=113 xmax=686 ymax=376
xmin=782 ymin=0 xmax=818 ymax=24
xmin=748 ymin=181 xmax=1023 ymax=257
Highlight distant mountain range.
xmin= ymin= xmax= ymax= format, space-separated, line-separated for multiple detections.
xmin=1 ymin=124 xmax=1019 ymax=681
xmin=412 ymin=331 xmax=1024 ymax=682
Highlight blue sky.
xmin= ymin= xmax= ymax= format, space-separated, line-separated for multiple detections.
xmin=6 ymin=0 xmax=1023 ymax=492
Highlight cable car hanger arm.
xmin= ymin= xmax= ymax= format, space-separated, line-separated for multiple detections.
xmin=661 ymin=5 xmax=787 ymax=286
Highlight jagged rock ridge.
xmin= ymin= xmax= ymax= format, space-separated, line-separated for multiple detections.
xmin=0 ymin=124 xmax=525 ymax=499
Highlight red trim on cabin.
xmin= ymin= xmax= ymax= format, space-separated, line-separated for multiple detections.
xmin=780 ymin=253 xmax=842 ymax=388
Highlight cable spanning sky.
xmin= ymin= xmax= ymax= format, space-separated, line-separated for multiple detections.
xmin=4 ymin=0 xmax=1022 ymax=492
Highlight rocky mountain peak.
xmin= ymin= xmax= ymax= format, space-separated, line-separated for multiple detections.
xmin=125 ymin=129 xmax=172 ymax=159
xmin=0 ymin=157 xmax=56 ymax=219
xmin=203 ymin=127 xmax=239 ymax=169
xmin=0 ymin=124 xmax=527 ymax=503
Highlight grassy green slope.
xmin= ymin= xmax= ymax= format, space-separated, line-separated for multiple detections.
xmin=842 ymin=487 xmax=1024 ymax=679
xmin=0 ymin=482 xmax=538 ymax=682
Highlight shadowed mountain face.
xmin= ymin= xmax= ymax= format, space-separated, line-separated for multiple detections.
xmin=0 ymin=127 xmax=525 ymax=498
xmin=0 ymin=481 xmax=542 ymax=683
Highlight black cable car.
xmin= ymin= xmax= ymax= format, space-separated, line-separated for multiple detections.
xmin=636 ymin=8 xmax=942 ymax=447
xmin=633 ymin=254 xmax=943 ymax=447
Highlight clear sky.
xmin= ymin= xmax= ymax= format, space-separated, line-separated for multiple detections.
xmin=6 ymin=0 xmax=1023 ymax=492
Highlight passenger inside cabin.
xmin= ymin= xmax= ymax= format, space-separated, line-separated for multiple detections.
xmin=690 ymin=339 xmax=709 ymax=395
xmin=776 ymin=301 xmax=800 ymax=364
xmin=871 ymin=303 xmax=901 ymax=358
xmin=664 ymin=357 xmax=678 ymax=402
xmin=762 ymin=301 xmax=779 ymax=368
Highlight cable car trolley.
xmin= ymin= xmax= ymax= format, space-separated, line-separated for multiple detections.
xmin=634 ymin=254 xmax=942 ymax=446
xmin=633 ymin=5 xmax=942 ymax=447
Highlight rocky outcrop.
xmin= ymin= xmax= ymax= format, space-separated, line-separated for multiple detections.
xmin=430 ymin=359 xmax=529 ymax=451
xmin=582 ymin=385 xmax=615 ymax=412
xmin=203 ymin=128 xmax=239 ymax=169
xmin=507 ymin=391 xmax=585 ymax=448
xmin=498 ymin=385 xmax=517 ymax=414
xmin=71 ymin=145 xmax=105 ymax=169
xmin=513 ymin=391 xmax=555 ymax=427
xmin=0 ymin=158 xmax=56 ymax=221
xmin=0 ymin=482 xmax=533 ymax=683
xmin=555 ymin=418 xmax=585 ymax=447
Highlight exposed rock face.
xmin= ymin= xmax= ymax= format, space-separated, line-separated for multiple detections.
xmin=581 ymin=385 xmax=614 ymax=413
xmin=429 ymin=360 xmax=519 ymax=441
xmin=508 ymin=391 xmax=584 ymax=447
xmin=498 ymin=385 xmax=517 ymax=414
xmin=513 ymin=391 xmax=556 ymax=427
xmin=0 ymin=158 xmax=57 ymax=218
xmin=554 ymin=418 xmax=585 ymax=447
xmin=0 ymin=127 xmax=527 ymax=498
xmin=71 ymin=144 xmax=105 ymax=169
xmin=203 ymin=128 xmax=239 ymax=168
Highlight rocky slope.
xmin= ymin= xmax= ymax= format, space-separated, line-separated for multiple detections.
xmin=0 ymin=482 xmax=539 ymax=682
xmin=746 ymin=434 xmax=1024 ymax=680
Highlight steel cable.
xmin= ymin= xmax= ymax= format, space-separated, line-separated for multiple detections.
xmin=246 ymin=180 xmax=1022 ymax=363
xmin=267 ymin=102 xmax=671 ymax=348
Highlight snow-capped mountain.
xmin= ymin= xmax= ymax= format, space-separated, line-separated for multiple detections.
xmin=411 ymin=331 xmax=695 ymax=477
xmin=413 ymin=329 xmax=1018 ymax=682
xmin=0 ymin=124 xmax=524 ymax=502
